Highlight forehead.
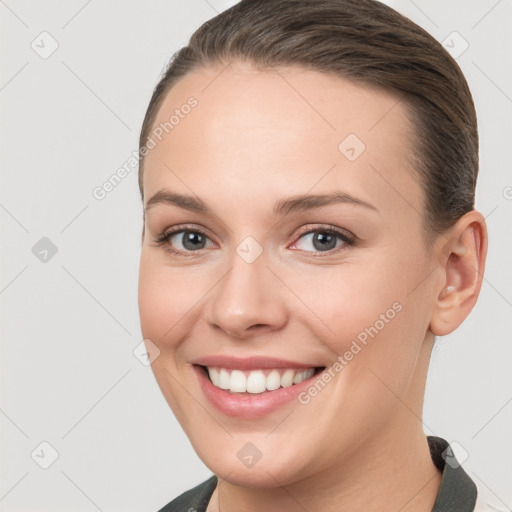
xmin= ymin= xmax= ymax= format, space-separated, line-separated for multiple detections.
xmin=143 ymin=61 xmax=423 ymax=222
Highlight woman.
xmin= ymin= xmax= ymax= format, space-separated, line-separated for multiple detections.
xmin=137 ymin=0 xmax=490 ymax=510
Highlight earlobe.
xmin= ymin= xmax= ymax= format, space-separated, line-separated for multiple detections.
xmin=429 ymin=211 xmax=488 ymax=336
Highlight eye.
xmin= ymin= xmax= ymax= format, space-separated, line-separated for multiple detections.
xmin=290 ymin=226 xmax=355 ymax=255
xmin=153 ymin=224 xmax=355 ymax=257
xmin=169 ymin=230 xmax=211 ymax=251
xmin=154 ymin=226 xmax=215 ymax=255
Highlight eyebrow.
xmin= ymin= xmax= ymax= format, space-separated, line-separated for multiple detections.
xmin=144 ymin=189 xmax=378 ymax=215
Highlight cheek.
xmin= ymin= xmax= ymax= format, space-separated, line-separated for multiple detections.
xmin=285 ymin=251 xmax=430 ymax=376
xmin=284 ymin=267 xmax=426 ymax=430
xmin=138 ymin=253 xmax=199 ymax=346
xmin=285 ymin=261 xmax=399 ymax=347
xmin=138 ymin=253 xmax=202 ymax=425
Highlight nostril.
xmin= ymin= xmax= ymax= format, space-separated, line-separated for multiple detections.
xmin=248 ymin=324 xmax=268 ymax=330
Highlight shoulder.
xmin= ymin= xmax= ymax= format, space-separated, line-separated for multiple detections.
xmin=157 ymin=475 xmax=218 ymax=512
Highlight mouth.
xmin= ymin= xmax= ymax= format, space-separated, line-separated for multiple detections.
xmin=191 ymin=355 xmax=328 ymax=418
xmin=196 ymin=364 xmax=326 ymax=394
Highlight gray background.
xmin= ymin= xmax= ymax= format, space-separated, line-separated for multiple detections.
xmin=1 ymin=0 xmax=510 ymax=510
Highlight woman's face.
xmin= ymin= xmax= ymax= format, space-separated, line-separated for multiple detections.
xmin=138 ymin=61 xmax=443 ymax=486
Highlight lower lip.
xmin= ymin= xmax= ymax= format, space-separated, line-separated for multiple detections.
xmin=193 ymin=365 xmax=323 ymax=419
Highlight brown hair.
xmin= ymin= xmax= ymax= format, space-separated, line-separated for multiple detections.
xmin=138 ymin=0 xmax=478 ymax=236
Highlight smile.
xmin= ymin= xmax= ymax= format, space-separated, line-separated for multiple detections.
xmin=193 ymin=362 xmax=326 ymax=418
xmin=205 ymin=366 xmax=319 ymax=394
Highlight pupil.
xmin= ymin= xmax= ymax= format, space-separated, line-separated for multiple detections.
xmin=313 ymin=232 xmax=336 ymax=251
xmin=183 ymin=232 xmax=205 ymax=250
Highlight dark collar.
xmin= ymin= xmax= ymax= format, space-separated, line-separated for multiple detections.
xmin=158 ymin=474 xmax=217 ymax=512
xmin=158 ymin=436 xmax=477 ymax=512
xmin=428 ymin=436 xmax=477 ymax=511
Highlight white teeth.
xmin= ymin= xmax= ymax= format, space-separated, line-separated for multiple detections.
xmin=208 ymin=367 xmax=220 ymax=385
xmin=246 ymin=371 xmax=266 ymax=393
xmin=206 ymin=366 xmax=316 ymax=393
xmin=266 ymin=369 xmax=281 ymax=391
xmin=281 ymin=369 xmax=295 ymax=388
xmin=229 ymin=370 xmax=246 ymax=392
xmin=218 ymin=368 xmax=230 ymax=389
xmin=294 ymin=369 xmax=315 ymax=384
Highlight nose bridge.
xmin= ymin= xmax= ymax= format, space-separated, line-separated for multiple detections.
xmin=206 ymin=244 xmax=287 ymax=337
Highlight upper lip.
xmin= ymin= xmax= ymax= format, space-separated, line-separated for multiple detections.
xmin=192 ymin=355 xmax=323 ymax=370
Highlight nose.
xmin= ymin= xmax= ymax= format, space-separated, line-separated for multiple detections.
xmin=205 ymin=250 xmax=288 ymax=340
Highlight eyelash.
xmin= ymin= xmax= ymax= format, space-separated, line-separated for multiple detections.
xmin=153 ymin=224 xmax=356 ymax=258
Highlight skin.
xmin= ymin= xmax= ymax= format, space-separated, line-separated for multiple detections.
xmin=138 ymin=60 xmax=487 ymax=512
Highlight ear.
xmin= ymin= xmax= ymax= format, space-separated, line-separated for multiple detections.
xmin=429 ymin=210 xmax=488 ymax=336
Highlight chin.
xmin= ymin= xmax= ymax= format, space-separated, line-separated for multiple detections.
xmin=194 ymin=439 xmax=316 ymax=489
